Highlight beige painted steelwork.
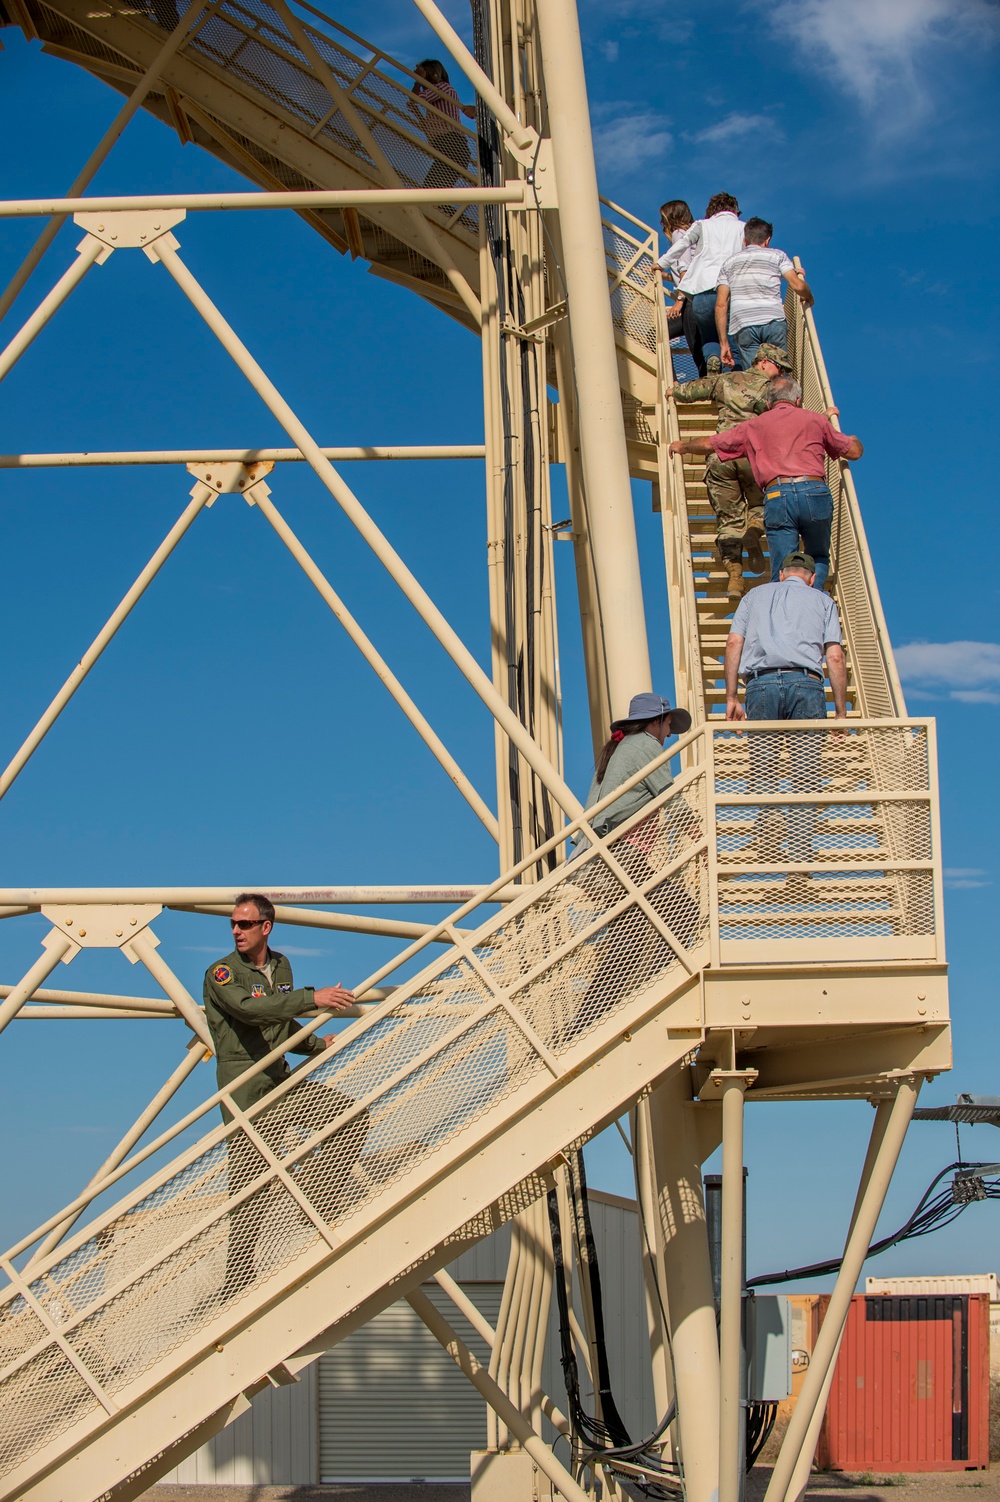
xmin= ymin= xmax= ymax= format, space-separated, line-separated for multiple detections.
xmin=0 ymin=0 xmax=949 ymax=1497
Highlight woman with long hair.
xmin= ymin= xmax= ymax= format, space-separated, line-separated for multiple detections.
xmin=409 ymin=58 xmax=476 ymax=193
xmin=657 ymin=199 xmax=695 ymax=344
xmin=571 ymin=692 xmax=691 ymax=858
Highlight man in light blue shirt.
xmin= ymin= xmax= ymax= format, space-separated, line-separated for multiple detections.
xmin=724 ymin=551 xmax=846 ymax=722
xmin=723 ymin=551 xmax=846 ymax=871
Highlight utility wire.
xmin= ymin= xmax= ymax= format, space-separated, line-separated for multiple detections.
xmin=749 ymin=1161 xmax=1000 ymax=1289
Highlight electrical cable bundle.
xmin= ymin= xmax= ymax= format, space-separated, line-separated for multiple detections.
xmin=471 ymin=0 xmax=555 ymax=872
xmin=548 ymin=1151 xmax=684 ymax=1498
xmin=748 ymin=1161 xmax=1000 ymax=1289
xmin=745 ymin=1399 xmax=777 ymax=1471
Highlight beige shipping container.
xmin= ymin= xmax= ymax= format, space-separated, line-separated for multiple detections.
xmin=865 ymin=1276 xmax=1000 ymax=1372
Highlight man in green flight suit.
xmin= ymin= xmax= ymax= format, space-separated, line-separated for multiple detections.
xmin=672 ymin=343 xmax=791 ymax=599
xmin=204 ymin=892 xmax=364 ymax=1301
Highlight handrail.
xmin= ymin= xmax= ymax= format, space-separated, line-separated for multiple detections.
xmin=786 ymin=269 xmax=905 ymax=717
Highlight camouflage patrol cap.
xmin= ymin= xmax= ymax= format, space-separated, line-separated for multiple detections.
xmin=754 ymin=343 xmax=793 ymax=371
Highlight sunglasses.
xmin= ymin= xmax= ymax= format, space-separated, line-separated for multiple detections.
xmin=230 ymin=918 xmax=266 ymax=930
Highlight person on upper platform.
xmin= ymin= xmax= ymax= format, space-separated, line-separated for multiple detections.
xmin=659 ymin=192 xmax=744 ymax=376
xmin=409 ymin=59 xmax=476 ymax=192
xmin=668 ymin=374 xmax=862 ymax=592
xmin=715 ymin=216 xmax=814 ymax=370
xmin=672 ymin=342 xmax=791 ymax=599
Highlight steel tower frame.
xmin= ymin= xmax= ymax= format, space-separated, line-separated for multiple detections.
xmin=0 ymin=1 xmax=950 ymax=1499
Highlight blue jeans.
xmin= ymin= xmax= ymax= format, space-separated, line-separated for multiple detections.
xmin=745 ymin=672 xmax=826 ymax=864
xmin=734 ymin=319 xmax=787 ymax=367
xmin=690 ymin=290 xmax=726 ymax=371
xmin=763 ymin=479 xmax=833 ymax=589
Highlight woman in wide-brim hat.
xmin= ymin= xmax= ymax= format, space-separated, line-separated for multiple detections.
xmin=569 ymin=691 xmax=692 ymax=858
xmin=560 ymin=692 xmax=700 ymax=1046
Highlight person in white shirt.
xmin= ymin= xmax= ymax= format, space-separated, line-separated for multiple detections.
xmin=659 ymin=192 xmax=744 ymax=375
xmin=716 ymin=217 xmax=814 ymax=369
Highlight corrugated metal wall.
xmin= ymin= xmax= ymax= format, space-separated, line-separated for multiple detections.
xmin=161 ymin=1190 xmax=652 ymax=1484
xmin=318 ymin=1283 xmax=505 ymax=1480
xmin=161 ymin=1362 xmax=318 ymax=1485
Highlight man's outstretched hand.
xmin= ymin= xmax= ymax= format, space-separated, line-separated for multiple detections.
xmin=314 ymin=984 xmax=356 ymax=1012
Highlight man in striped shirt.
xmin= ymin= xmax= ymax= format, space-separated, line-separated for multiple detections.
xmin=716 ymin=217 xmax=813 ymax=369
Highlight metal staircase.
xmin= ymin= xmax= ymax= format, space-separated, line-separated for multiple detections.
xmin=13 ymin=0 xmax=483 ymax=318
xmin=656 ymin=275 xmax=904 ymax=726
xmin=0 ymin=5 xmax=949 ymax=1499
xmin=0 ymin=761 xmax=715 ymax=1501
xmin=0 ymin=708 xmax=945 ymax=1501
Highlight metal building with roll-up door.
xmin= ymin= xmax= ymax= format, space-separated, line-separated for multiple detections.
xmin=160 ymin=1190 xmax=651 ymax=1486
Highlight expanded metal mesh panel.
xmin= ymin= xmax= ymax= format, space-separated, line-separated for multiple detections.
xmin=711 ymin=725 xmax=936 ymax=950
xmin=622 ymin=389 xmax=655 ymax=445
xmin=179 ymin=0 xmax=479 ymax=234
xmin=719 ymin=869 xmax=935 ymax=943
xmin=713 ymin=725 xmax=930 ymax=796
xmin=715 ymin=800 xmax=931 ymax=865
xmin=0 ymin=1343 xmax=98 ymax=1478
xmin=603 ymin=220 xmax=657 ymax=352
xmin=34 ymin=6 xmax=140 ymax=72
xmin=0 ymin=1298 xmax=48 ymax=1375
xmin=669 ymin=340 xmax=699 ymax=383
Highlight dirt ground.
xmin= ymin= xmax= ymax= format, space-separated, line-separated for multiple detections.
xmin=147 ymin=1470 xmax=999 ymax=1502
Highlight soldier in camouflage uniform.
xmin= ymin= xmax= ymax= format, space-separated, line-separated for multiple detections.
xmin=672 ymin=342 xmax=792 ymax=598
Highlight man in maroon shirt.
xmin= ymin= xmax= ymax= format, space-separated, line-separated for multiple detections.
xmin=669 ymin=374 xmax=863 ymax=590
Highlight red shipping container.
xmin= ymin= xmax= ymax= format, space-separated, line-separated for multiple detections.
xmin=817 ymin=1293 xmax=989 ymax=1472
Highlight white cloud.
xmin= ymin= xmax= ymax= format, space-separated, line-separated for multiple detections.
xmin=944 ymin=868 xmax=990 ymax=890
xmin=688 ymin=112 xmax=781 ymax=146
xmin=762 ymin=0 xmax=998 ymax=128
xmin=895 ymin=640 xmax=1000 ymax=703
xmin=592 ymin=110 xmax=673 ymax=174
xmin=951 ymin=689 xmax=1000 ymax=705
xmin=599 ymin=39 xmax=620 ymax=63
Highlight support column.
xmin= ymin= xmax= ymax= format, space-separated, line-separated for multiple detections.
xmin=633 ymin=1101 xmax=674 ymax=1433
xmin=647 ymin=1068 xmax=722 ymax=1502
xmin=408 ymin=1287 xmax=593 ymax=1502
xmin=534 ymin=0 xmax=651 ymax=715
xmin=780 ymin=1098 xmax=894 ymax=1502
xmin=718 ymin=1074 xmax=755 ymax=1502
xmin=764 ymin=1079 xmax=920 ymax=1502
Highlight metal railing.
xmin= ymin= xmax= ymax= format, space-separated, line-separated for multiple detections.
xmin=0 ymin=715 xmax=941 ymax=1483
xmin=36 ymin=0 xmax=482 ymax=237
xmin=785 ymin=278 xmax=906 ymax=717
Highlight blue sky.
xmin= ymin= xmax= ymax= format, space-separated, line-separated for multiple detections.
xmin=0 ymin=0 xmax=998 ymax=1291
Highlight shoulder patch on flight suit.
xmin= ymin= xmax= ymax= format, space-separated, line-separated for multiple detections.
xmin=213 ymin=965 xmax=233 ymax=985
xmin=277 ymin=983 xmax=292 ymax=993
xmin=250 ymin=984 xmax=265 ymax=998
